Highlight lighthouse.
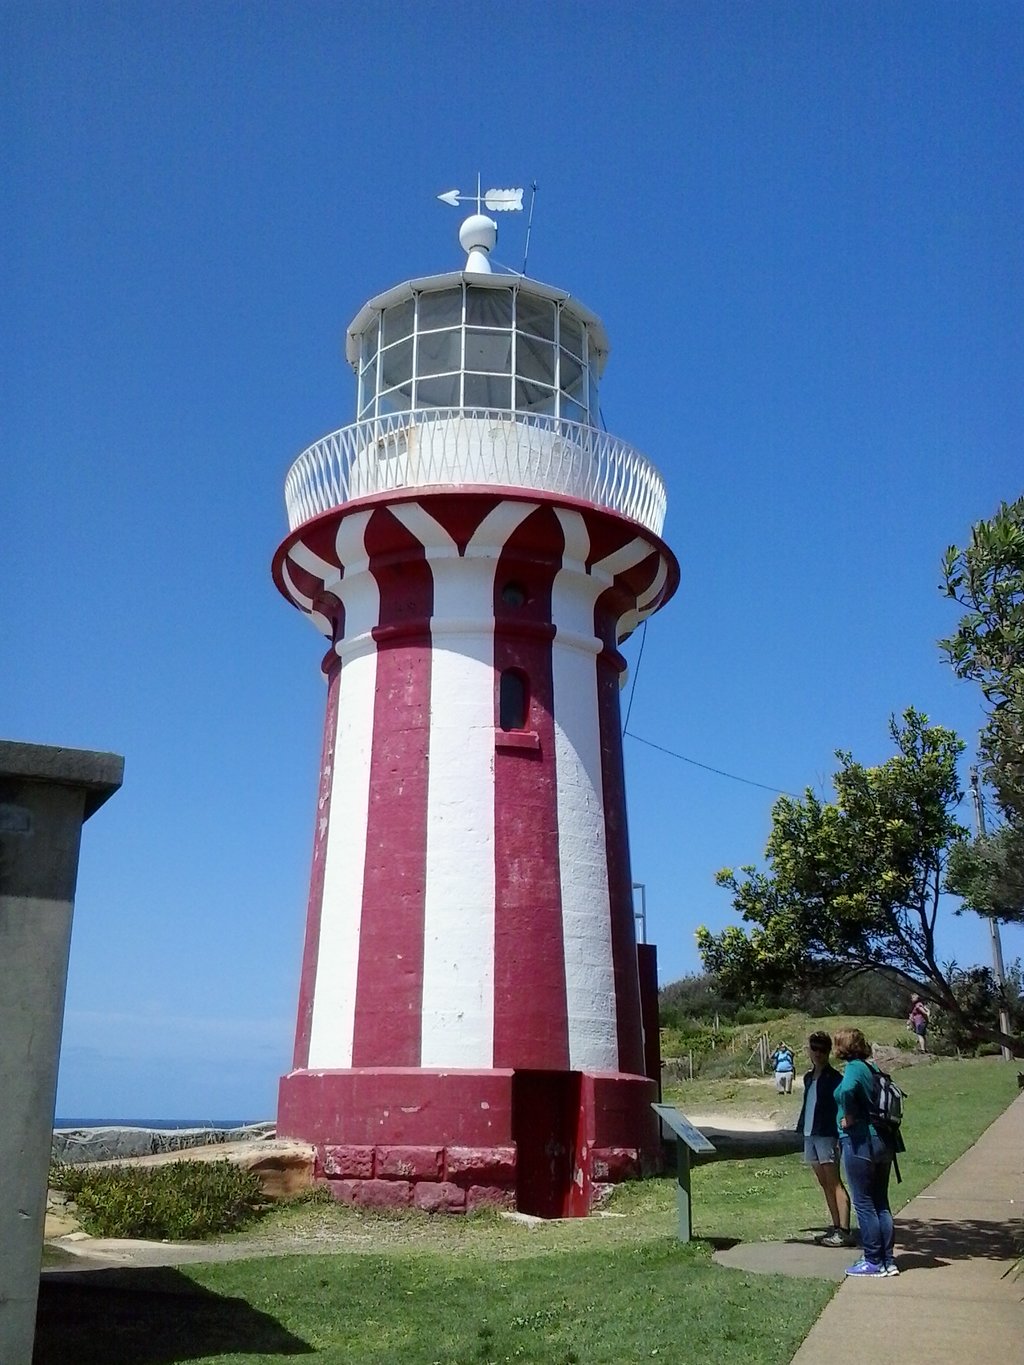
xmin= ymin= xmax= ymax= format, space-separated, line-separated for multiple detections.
xmin=274 ymin=195 xmax=678 ymax=1216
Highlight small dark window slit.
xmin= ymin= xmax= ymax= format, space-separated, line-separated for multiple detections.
xmin=499 ymin=669 xmax=528 ymax=731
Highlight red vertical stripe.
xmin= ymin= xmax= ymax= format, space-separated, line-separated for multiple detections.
xmin=350 ymin=508 xmax=434 ymax=1066
xmin=492 ymin=507 xmax=570 ymax=1069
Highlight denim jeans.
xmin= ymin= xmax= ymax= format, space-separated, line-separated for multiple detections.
xmin=841 ymin=1131 xmax=894 ymax=1266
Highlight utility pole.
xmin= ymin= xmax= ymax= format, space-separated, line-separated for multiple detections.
xmin=969 ymin=767 xmax=1013 ymax=1060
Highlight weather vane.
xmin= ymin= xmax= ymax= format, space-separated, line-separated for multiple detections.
xmin=436 ymin=174 xmax=524 ymax=214
xmin=436 ymin=176 xmax=539 ymax=273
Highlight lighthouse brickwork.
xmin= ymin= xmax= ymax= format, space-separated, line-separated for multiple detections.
xmin=274 ymin=208 xmax=678 ymax=1216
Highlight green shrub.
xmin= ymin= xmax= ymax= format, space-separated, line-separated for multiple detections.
xmin=50 ymin=1160 xmax=265 ymax=1240
xmin=734 ymin=1005 xmax=790 ymax=1026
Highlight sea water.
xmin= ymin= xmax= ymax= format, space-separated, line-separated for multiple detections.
xmin=54 ymin=1118 xmax=266 ymax=1130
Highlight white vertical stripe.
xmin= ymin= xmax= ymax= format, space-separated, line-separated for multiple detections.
xmin=617 ymin=555 xmax=667 ymax=643
xmin=307 ymin=511 xmax=378 ymax=1069
xmin=409 ymin=499 xmax=535 ymax=1067
xmin=551 ymin=513 xmax=656 ymax=1071
xmin=551 ymin=509 xmax=619 ymax=1071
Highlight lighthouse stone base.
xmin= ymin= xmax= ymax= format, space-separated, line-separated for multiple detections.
xmin=278 ymin=1067 xmax=660 ymax=1216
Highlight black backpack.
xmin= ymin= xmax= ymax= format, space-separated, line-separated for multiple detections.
xmin=867 ymin=1063 xmax=906 ymax=1182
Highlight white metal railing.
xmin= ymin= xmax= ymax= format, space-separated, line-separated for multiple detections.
xmin=283 ymin=409 xmax=668 ymax=538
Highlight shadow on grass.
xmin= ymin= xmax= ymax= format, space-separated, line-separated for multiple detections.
xmin=692 ymin=1131 xmax=803 ymax=1164
xmin=34 ymin=1266 xmax=313 ymax=1364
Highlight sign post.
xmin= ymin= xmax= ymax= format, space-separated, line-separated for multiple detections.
xmin=652 ymin=1104 xmax=716 ymax=1243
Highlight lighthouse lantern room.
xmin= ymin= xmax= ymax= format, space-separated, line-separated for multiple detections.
xmin=273 ymin=196 xmax=679 ymax=1216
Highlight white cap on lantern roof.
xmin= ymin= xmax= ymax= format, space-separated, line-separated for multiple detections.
xmin=459 ymin=213 xmax=498 ymax=273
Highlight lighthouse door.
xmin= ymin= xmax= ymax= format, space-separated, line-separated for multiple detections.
xmin=512 ymin=1070 xmax=583 ymax=1218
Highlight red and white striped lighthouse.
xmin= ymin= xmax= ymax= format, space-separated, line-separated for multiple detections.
xmin=274 ymin=201 xmax=678 ymax=1216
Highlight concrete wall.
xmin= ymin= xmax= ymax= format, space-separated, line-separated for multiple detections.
xmin=0 ymin=742 xmax=122 ymax=1365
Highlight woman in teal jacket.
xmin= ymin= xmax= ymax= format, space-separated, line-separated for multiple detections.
xmin=833 ymin=1027 xmax=905 ymax=1277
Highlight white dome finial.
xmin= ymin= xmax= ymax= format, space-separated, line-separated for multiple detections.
xmin=459 ymin=213 xmax=497 ymax=273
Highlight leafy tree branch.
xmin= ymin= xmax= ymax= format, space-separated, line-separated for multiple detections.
xmin=697 ymin=709 xmax=1022 ymax=1054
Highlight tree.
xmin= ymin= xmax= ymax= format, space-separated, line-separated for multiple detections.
xmin=696 ymin=709 xmax=1023 ymax=1055
xmin=940 ymin=495 xmax=1024 ymax=923
xmin=946 ymin=827 xmax=1024 ymax=924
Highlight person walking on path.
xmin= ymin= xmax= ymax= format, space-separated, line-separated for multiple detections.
xmin=908 ymin=994 xmax=930 ymax=1052
xmin=770 ymin=1040 xmax=796 ymax=1094
xmin=834 ymin=1027 xmax=904 ymax=1278
xmin=795 ymin=1030 xmax=853 ymax=1247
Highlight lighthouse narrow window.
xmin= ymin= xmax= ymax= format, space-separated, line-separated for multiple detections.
xmin=499 ymin=669 xmax=528 ymax=732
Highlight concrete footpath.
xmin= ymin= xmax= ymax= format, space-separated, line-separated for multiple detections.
xmin=716 ymin=1092 xmax=1024 ymax=1364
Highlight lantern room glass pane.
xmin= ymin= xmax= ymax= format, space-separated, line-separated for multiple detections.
xmin=416 ymin=373 xmax=461 ymax=407
xmin=588 ymin=368 xmax=600 ymax=422
xmin=360 ymin=320 xmax=379 ymax=367
xmin=559 ymin=312 xmax=584 ymax=358
xmin=466 ymin=287 xmax=513 ymax=328
xmin=465 ymin=328 xmax=512 ymax=373
xmin=560 ymin=351 xmax=584 ymax=394
xmin=379 ymin=338 xmax=413 ymax=390
xmin=379 ymin=385 xmax=412 ymax=413
xmin=516 ymin=334 xmax=554 ymax=384
xmin=418 ymin=288 xmax=463 ymax=331
xmin=360 ymin=353 xmax=377 ymax=393
xmin=464 ymin=372 xmax=512 ymax=409
xmin=383 ymin=298 xmax=415 ymax=346
xmin=560 ymin=395 xmax=586 ymax=425
xmin=516 ymin=293 xmax=556 ymax=341
xmin=515 ymin=379 xmax=556 ymax=414
xmin=417 ymin=328 xmax=461 ymax=377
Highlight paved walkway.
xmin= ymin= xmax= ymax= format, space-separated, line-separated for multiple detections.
xmin=715 ymin=1092 xmax=1024 ymax=1363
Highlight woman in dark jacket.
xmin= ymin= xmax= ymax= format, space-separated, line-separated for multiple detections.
xmin=795 ymin=1030 xmax=852 ymax=1247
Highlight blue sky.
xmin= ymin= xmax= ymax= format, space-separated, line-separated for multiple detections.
xmin=5 ymin=2 xmax=1021 ymax=1119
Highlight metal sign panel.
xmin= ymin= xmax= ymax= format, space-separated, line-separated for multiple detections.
xmin=652 ymin=1104 xmax=717 ymax=1154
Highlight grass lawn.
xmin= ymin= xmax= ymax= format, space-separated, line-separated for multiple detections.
xmin=34 ymin=1058 xmax=1019 ymax=1365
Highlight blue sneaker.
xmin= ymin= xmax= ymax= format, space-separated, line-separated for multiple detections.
xmin=845 ymin=1259 xmax=885 ymax=1276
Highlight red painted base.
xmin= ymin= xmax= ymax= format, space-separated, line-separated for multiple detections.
xmin=277 ymin=1067 xmax=661 ymax=1215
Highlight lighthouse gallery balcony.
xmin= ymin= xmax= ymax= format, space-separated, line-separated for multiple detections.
xmin=283 ymin=409 xmax=668 ymax=539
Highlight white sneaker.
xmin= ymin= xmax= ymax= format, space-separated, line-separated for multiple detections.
xmin=882 ymin=1263 xmax=900 ymax=1276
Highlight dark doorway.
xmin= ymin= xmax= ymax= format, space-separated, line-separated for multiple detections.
xmin=512 ymin=1070 xmax=583 ymax=1218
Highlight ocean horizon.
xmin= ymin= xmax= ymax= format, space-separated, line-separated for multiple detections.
xmin=54 ymin=1118 xmax=271 ymax=1131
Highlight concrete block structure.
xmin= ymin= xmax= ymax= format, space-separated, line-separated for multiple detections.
xmin=0 ymin=741 xmax=123 ymax=1365
xmin=274 ymin=206 xmax=677 ymax=1216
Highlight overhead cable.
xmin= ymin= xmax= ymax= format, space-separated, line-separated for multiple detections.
xmin=624 ymin=729 xmax=801 ymax=799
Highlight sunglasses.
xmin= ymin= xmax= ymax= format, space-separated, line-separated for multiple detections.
xmin=809 ymin=1045 xmax=828 ymax=1053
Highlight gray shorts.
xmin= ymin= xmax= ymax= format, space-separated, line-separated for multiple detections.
xmin=804 ymin=1135 xmax=840 ymax=1165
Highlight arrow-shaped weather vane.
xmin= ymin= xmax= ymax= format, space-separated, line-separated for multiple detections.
xmin=437 ymin=180 xmax=524 ymax=213
xmin=437 ymin=176 xmax=538 ymax=273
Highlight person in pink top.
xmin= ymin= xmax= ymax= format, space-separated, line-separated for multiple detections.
xmin=907 ymin=995 xmax=930 ymax=1052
